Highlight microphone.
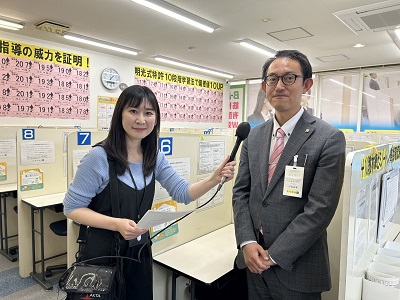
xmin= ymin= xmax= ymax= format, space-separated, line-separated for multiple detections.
xmin=218 ymin=122 xmax=251 ymax=188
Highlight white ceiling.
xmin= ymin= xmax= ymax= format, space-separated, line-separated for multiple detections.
xmin=1 ymin=0 xmax=400 ymax=81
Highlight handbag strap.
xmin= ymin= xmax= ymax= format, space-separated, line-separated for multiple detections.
xmin=108 ymin=157 xmax=122 ymax=256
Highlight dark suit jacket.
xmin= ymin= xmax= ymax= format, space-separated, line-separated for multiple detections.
xmin=233 ymin=110 xmax=346 ymax=293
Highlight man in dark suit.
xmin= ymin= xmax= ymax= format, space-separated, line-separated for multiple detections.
xmin=233 ymin=50 xmax=346 ymax=300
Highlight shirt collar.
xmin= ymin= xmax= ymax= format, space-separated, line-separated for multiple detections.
xmin=272 ymin=107 xmax=304 ymax=137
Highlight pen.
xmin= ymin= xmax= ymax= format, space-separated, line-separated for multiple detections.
xmin=294 ymin=155 xmax=298 ymax=167
xmin=304 ymin=154 xmax=308 ymax=167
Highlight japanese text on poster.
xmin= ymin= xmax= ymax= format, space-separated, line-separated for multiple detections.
xmin=228 ymin=85 xmax=245 ymax=129
xmin=0 ymin=38 xmax=90 ymax=119
xmin=97 ymin=95 xmax=117 ymax=129
xmin=135 ymin=66 xmax=223 ymax=123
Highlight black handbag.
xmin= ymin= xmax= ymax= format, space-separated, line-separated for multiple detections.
xmin=59 ymin=262 xmax=123 ymax=300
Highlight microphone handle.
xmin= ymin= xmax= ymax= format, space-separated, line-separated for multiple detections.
xmin=228 ymin=138 xmax=242 ymax=162
xmin=219 ymin=137 xmax=243 ymax=188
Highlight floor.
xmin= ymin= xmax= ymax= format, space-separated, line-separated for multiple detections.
xmin=0 ymin=251 xmax=66 ymax=299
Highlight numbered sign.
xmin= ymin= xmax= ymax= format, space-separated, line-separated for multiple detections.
xmin=22 ymin=128 xmax=35 ymax=140
xmin=159 ymin=137 xmax=173 ymax=156
xmin=77 ymin=131 xmax=91 ymax=145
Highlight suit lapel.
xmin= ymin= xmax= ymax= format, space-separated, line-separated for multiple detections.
xmin=259 ymin=123 xmax=273 ymax=195
xmin=264 ymin=114 xmax=316 ymax=198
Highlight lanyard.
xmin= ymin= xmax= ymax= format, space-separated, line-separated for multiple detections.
xmin=127 ymin=167 xmax=146 ymax=221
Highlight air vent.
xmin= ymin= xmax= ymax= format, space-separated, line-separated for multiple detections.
xmin=333 ymin=0 xmax=400 ymax=34
xmin=35 ymin=20 xmax=70 ymax=35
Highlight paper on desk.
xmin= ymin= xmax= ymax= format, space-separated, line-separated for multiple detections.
xmin=137 ymin=209 xmax=192 ymax=229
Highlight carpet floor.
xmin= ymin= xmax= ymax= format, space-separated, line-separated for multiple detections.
xmin=0 ymin=253 xmax=67 ymax=299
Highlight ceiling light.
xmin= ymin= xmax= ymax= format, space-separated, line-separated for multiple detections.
xmin=248 ymin=79 xmax=262 ymax=84
xmin=353 ymin=43 xmax=365 ymax=48
xmin=229 ymin=81 xmax=246 ymax=85
xmin=130 ymin=0 xmax=219 ymax=33
xmin=237 ymin=39 xmax=276 ymax=57
xmin=64 ymin=33 xmax=139 ymax=55
xmin=154 ymin=55 xmax=234 ymax=79
xmin=0 ymin=18 xmax=24 ymax=30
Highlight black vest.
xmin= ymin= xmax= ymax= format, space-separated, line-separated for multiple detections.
xmin=77 ymin=157 xmax=155 ymax=264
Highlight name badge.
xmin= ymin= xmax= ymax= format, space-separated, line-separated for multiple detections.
xmin=283 ymin=165 xmax=304 ymax=198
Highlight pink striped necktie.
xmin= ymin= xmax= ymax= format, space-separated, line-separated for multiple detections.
xmin=268 ymin=128 xmax=286 ymax=183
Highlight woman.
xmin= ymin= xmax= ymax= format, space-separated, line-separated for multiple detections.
xmin=247 ymin=88 xmax=273 ymax=128
xmin=63 ymin=85 xmax=236 ymax=299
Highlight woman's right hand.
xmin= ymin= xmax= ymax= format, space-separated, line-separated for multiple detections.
xmin=116 ymin=218 xmax=148 ymax=240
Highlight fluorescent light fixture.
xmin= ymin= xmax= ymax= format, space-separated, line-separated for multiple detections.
xmin=237 ymin=39 xmax=276 ymax=57
xmin=248 ymin=79 xmax=262 ymax=84
xmin=229 ymin=81 xmax=246 ymax=85
xmin=154 ymin=55 xmax=234 ymax=79
xmin=0 ymin=18 xmax=24 ymax=30
xmin=329 ymin=79 xmax=356 ymax=91
xmin=130 ymin=0 xmax=219 ymax=33
xmin=64 ymin=33 xmax=139 ymax=55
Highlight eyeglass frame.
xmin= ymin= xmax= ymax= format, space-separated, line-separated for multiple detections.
xmin=263 ymin=73 xmax=304 ymax=86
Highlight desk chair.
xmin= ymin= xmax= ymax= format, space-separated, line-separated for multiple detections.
xmin=0 ymin=191 xmax=18 ymax=261
xmin=8 ymin=206 xmax=19 ymax=256
xmin=45 ymin=219 xmax=67 ymax=277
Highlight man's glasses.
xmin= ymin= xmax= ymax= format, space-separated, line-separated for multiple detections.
xmin=264 ymin=74 xmax=303 ymax=86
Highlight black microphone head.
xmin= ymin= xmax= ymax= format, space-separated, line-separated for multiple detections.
xmin=235 ymin=122 xmax=251 ymax=141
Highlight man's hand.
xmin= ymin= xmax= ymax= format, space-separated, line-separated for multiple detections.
xmin=242 ymin=243 xmax=276 ymax=273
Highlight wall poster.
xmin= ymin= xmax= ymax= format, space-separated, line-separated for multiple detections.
xmin=0 ymin=38 xmax=90 ymax=120
xmin=134 ymin=66 xmax=223 ymax=123
xmin=228 ymin=84 xmax=245 ymax=129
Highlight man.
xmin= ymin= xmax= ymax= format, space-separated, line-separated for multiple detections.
xmin=369 ymin=73 xmax=380 ymax=90
xmin=233 ymin=50 xmax=346 ymax=300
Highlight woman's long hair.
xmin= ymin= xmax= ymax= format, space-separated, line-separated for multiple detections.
xmin=103 ymin=85 xmax=161 ymax=176
xmin=253 ymin=88 xmax=266 ymax=114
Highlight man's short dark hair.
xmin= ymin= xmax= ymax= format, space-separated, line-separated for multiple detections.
xmin=262 ymin=50 xmax=312 ymax=80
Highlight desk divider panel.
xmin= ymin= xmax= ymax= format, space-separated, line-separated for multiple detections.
xmin=66 ymin=130 xmax=108 ymax=265
xmin=345 ymin=132 xmax=377 ymax=143
xmin=66 ymin=129 xmax=235 ymax=265
xmin=339 ymin=142 xmax=400 ymax=300
xmin=17 ymin=128 xmax=77 ymax=277
xmin=325 ymin=140 xmax=377 ymax=300
xmin=0 ymin=127 xmax=19 ymax=249
xmin=0 ymin=127 xmax=19 ymax=185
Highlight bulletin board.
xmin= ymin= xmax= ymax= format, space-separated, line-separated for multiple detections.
xmin=339 ymin=142 xmax=400 ymax=300
xmin=65 ymin=129 xmax=235 ymax=264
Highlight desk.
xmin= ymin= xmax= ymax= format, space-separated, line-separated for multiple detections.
xmin=21 ymin=192 xmax=65 ymax=290
xmin=0 ymin=183 xmax=18 ymax=262
xmin=153 ymin=224 xmax=237 ymax=300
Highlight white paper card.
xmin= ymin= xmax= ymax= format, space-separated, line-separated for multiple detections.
xmin=136 ymin=209 xmax=192 ymax=229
